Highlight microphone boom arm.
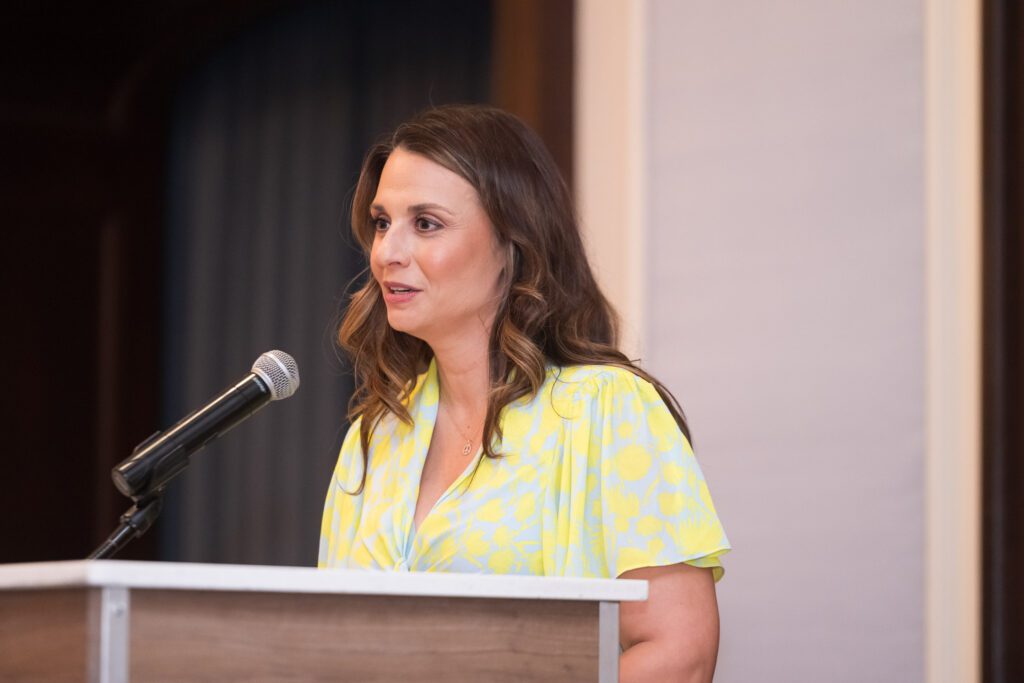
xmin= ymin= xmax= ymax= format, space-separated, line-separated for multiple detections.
xmin=87 ymin=350 xmax=299 ymax=560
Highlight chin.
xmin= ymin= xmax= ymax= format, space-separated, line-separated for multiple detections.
xmin=386 ymin=312 xmax=423 ymax=339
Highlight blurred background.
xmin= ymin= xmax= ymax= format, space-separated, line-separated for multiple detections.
xmin=1 ymin=1 xmax=1020 ymax=682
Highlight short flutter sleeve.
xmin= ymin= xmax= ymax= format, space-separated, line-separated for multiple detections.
xmin=543 ymin=367 xmax=730 ymax=581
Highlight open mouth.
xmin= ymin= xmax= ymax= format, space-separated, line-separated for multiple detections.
xmin=383 ymin=281 xmax=421 ymax=294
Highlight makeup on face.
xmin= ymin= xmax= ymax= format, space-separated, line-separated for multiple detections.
xmin=369 ymin=148 xmax=505 ymax=346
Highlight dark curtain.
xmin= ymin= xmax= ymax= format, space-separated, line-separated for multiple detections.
xmin=161 ymin=0 xmax=491 ymax=566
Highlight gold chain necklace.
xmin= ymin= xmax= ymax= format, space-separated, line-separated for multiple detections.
xmin=439 ymin=401 xmax=477 ymax=456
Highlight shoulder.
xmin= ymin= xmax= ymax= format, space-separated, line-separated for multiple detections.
xmin=553 ymin=363 xmax=647 ymax=385
xmin=350 ymin=361 xmax=436 ymax=438
xmin=551 ymin=363 xmax=659 ymax=401
xmin=540 ymin=363 xmax=667 ymax=420
xmin=342 ymin=415 xmax=364 ymax=447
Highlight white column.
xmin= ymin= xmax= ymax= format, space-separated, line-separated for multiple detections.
xmin=575 ymin=0 xmax=647 ymax=359
xmin=924 ymin=1 xmax=982 ymax=681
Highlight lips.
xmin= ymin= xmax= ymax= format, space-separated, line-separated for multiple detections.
xmin=382 ymin=280 xmax=421 ymax=294
xmin=382 ymin=280 xmax=421 ymax=304
xmin=383 ymin=281 xmax=419 ymax=293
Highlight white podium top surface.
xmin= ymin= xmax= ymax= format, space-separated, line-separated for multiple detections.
xmin=0 ymin=560 xmax=647 ymax=602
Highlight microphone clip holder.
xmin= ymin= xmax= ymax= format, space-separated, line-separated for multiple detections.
xmin=87 ymin=492 xmax=164 ymax=560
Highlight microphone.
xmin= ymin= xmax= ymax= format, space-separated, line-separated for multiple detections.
xmin=111 ymin=350 xmax=300 ymax=500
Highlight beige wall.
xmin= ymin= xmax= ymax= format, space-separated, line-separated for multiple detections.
xmin=643 ymin=2 xmax=925 ymax=680
xmin=577 ymin=1 xmax=982 ymax=681
xmin=647 ymin=3 xmax=929 ymax=679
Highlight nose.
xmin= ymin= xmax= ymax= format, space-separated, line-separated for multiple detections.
xmin=371 ymin=223 xmax=411 ymax=269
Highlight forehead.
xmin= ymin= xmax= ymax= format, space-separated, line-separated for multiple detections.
xmin=373 ymin=147 xmax=479 ymax=210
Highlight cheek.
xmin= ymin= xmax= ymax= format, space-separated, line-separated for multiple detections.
xmin=368 ymin=238 xmax=384 ymax=280
xmin=419 ymin=240 xmax=474 ymax=285
xmin=438 ymin=244 xmax=504 ymax=304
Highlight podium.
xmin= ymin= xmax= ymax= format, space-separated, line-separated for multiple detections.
xmin=0 ymin=560 xmax=645 ymax=682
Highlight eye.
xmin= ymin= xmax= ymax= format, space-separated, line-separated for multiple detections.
xmin=415 ymin=216 xmax=442 ymax=232
xmin=372 ymin=216 xmax=390 ymax=232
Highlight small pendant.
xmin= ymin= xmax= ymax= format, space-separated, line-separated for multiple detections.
xmin=462 ymin=440 xmax=472 ymax=456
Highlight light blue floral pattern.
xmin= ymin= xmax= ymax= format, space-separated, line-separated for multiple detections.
xmin=319 ymin=361 xmax=730 ymax=579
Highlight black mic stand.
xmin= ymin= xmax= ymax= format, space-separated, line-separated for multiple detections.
xmin=88 ymin=492 xmax=164 ymax=560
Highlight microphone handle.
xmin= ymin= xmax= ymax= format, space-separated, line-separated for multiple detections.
xmin=112 ymin=374 xmax=272 ymax=499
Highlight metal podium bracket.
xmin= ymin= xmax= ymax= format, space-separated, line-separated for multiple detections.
xmin=94 ymin=586 xmax=130 ymax=683
xmin=599 ymin=600 xmax=620 ymax=683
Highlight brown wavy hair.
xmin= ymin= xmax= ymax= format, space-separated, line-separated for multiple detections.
xmin=338 ymin=105 xmax=689 ymax=486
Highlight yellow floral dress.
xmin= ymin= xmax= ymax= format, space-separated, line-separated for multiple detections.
xmin=319 ymin=361 xmax=730 ymax=580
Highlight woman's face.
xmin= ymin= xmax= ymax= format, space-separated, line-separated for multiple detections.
xmin=369 ymin=147 xmax=505 ymax=348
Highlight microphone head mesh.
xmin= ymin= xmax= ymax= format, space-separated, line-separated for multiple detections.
xmin=252 ymin=350 xmax=300 ymax=400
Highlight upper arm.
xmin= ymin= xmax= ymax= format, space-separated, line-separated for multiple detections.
xmin=618 ymin=562 xmax=720 ymax=681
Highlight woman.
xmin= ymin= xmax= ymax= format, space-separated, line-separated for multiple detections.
xmin=319 ymin=105 xmax=730 ymax=681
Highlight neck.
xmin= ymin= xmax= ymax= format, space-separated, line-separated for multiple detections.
xmin=430 ymin=333 xmax=490 ymax=420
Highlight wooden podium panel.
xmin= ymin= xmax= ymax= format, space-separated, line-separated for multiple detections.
xmin=0 ymin=588 xmax=96 ymax=681
xmin=0 ymin=561 xmax=645 ymax=682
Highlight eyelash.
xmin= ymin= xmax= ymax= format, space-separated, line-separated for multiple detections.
xmin=371 ymin=216 xmax=442 ymax=233
xmin=415 ymin=217 xmax=441 ymax=232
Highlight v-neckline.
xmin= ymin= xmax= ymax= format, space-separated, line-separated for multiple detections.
xmin=404 ymin=359 xmax=483 ymax=559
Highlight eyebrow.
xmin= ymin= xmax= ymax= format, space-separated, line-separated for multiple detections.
xmin=370 ymin=202 xmax=455 ymax=216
